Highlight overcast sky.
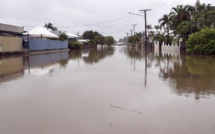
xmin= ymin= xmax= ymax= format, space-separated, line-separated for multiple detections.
xmin=0 ymin=0 xmax=214 ymax=40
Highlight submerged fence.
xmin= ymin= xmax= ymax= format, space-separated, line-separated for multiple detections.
xmin=29 ymin=38 xmax=68 ymax=51
xmin=154 ymin=41 xmax=180 ymax=56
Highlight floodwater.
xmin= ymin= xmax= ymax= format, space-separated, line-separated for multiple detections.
xmin=0 ymin=46 xmax=215 ymax=134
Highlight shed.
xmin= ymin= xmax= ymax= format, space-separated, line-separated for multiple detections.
xmin=66 ymin=32 xmax=78 ymax=39
xmin=0 ymin=23 xmax=23 ymax=34
xmin=0 ymin=23 xmax=23 ymax=53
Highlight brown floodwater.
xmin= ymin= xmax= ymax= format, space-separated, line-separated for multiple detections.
xmin=0 ymin=46 xmax=215 ymax=134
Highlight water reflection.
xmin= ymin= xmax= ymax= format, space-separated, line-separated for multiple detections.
xmin=159 ymin=55 xmax=215 ymax=99
xmin=24 ymin=66 xmax=54 ymax=76
xmin=0 ymin=52 xmax=69 ymax=81
xmin=0 ymin=47 xmax=115 ymax=83
xmin=82 ymin=46 xmax=115 ymax=64
xmin=124 ymin=47 xmax=155 ymax=67
xmin=24 ymin=52 xmax=69 ymax=68
xmin=69 ymin=49 xmax=82 ymax=59
xmin=1 ymin=47 xmax=215 ymax=100
xmin=0 ymin=56 xmax=24 ymax=83
xmin=25 ymin=52 xmax=69 ymax=75
xmin=68 ymin=46 xmax=115 ymax=65
xmin=126 ymin=47 xmax=144 ymax=60
xmin=121 ymin=46 xmax=215 ymax=99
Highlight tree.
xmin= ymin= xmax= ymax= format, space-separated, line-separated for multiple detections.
xmin=193 ymin=0 xmax=215 ymax=29
xmin=146 ymin=24 xmax=152 ymax=29
xmin=153 ymin=32 xmax=165 ymax=50
xmin=83 ymin=30 xmax=101 ymax=40
xmin=157 ymin=0 xmax=215 ymax=53
xmin=119 ymin=38 xmax=124 ymax=42
xmin=159 ymin=14 xmax=172 ymax=45
xmin=128 ymin=35 xmax=141 ymax=47
xmin=169 ymin=4 xmax=193 ymax=35
xmin=170 ymin=5 xmax=193 ymax=23
xmin=44 ymin=22 xmax=58 ymax=31
xmin=104 ymin=36 xmax=114 ymax=45
xmin=95 ymin=35 xmax=105 ymax=45
xmin=146 ymin=24 xmax=153 ymax=36
xmin=154 ymin=25 xmax=160 ymax=32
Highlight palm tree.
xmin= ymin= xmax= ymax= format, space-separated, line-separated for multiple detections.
xmin=194 ymin=0 xmax=211 ymax=13
xmin=170 ymin=5 xmax=193 ymax=21
xmin=154 ymin=25 xmax=160 ymax=32
xmin=169 ymin=4 xmax=193 ymax=33
xmin=159 ymin=14 xmax=172 ymax=45
xmin=193 ymin=0 xmax=215 ymax=28
xmin=146 ymin=24 xmax=152 ymax=35
xmin=44 ymin=23 xmax=58 ymax=31
xmin=146 ymin=24 xmax=152 ymax=29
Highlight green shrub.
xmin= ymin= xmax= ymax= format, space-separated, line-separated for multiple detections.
xmin=172 ymin=37 xmax=179 ymax=46
xmin=69 ymin=41 xmax=82 ymax=49
xmin=88 ymin=40 xmax=96 ymax=46
xmin=59 ymin=32 xmax=68 ymax=41
xmin=186 ymin=28 xmax=215 ymax=55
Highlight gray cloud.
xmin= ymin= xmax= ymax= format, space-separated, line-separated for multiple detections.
xmin=0 ymin=0 xmax=214 ymax=40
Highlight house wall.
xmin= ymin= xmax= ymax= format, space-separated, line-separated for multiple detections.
xmin=29 ymin=38 xmax=68 ymax=51
xmin=0 ymin=36 xmax=23 ymax=53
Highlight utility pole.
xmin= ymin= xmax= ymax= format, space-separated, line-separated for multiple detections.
xmin=139 ymin=9 xmax=151 ymax=86
xmin=132 ymin=24 xmax=137 ymax=35
xmin=139 ymin=9 xmax=151 ymax=50
xmin=130 ymin=29 xmax=133 ymax=36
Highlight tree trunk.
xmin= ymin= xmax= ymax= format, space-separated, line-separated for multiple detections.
xmin=167 ymin=28 xmax=170 ymax=46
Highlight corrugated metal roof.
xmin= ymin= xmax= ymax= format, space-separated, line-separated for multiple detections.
xmin=0 ymin=23 xmax=24 ymax=33
xmin=24 ymin=27 xmax=59 ymax=38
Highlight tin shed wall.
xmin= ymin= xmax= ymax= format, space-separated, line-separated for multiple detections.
xmin=0 ymin=36 xmax=23 ymax=53
xmin=29 ymin=38 xmax=68 ymax=51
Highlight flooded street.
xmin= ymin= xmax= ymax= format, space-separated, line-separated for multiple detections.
xmin=0 ymin=46 xmax=215 ymax=134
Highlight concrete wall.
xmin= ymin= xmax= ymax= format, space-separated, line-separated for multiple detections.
xmin=0 ymin=36 xmax=23 ymax=53
xmin=29 ymin=38 xmax=68 ymax=51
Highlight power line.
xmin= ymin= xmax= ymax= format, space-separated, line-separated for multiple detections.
xmin=23 ymin=15 xmax=135 ymax=29
xmin=58 ymin=15 xmax=134 ymax=28
xmin=129 ymin=12 xmax=144 ymax=17
xmin=96 ymin=16 xmax=137 ymax=30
